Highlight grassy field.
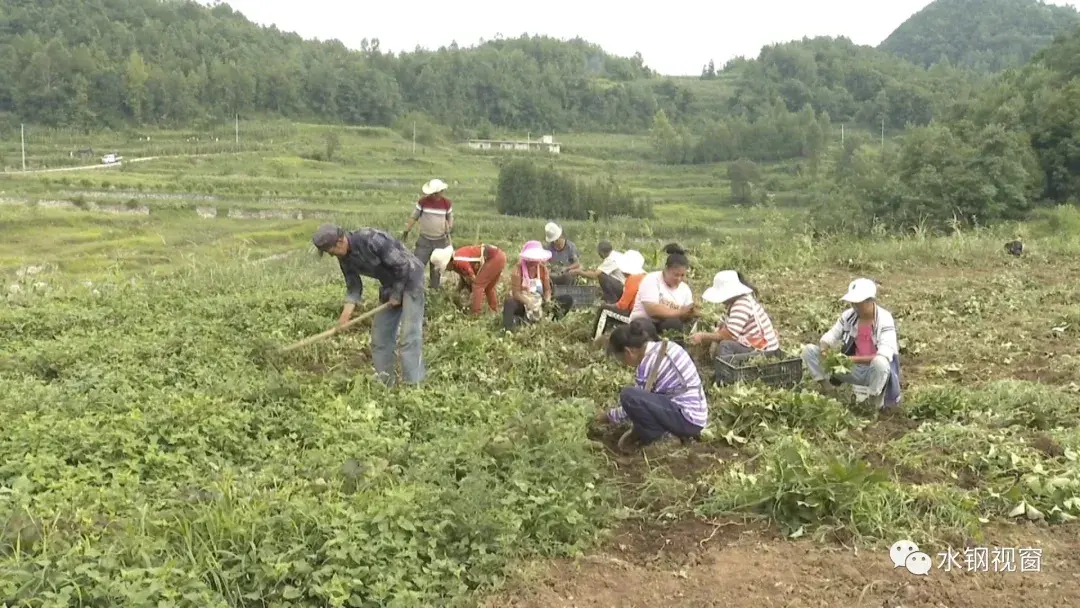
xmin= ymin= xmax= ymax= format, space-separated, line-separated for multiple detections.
xmin=3 ymin=124 xmax=1080 ymax=607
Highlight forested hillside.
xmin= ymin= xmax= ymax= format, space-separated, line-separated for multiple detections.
xmin=724 ymin=37 xmax=981 ymax=130
xmin=813 ymin=26 xmax=1080 ymax=233
xmin=0 ymin=0 xmax=992 ymax=135
xmin=0 ymin=0 xmax=702 ymax=132
xmin=878 ymin=0 xmax=1080 ymax=72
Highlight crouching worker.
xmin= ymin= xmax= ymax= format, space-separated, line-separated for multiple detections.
xmin=593 ymin=249 xmax=647 ymax=340
xmin=430 ymin=243 xmax=507 ymax=314
xmin=571 ymin=241 xmax=625 ymax=303
xmin=628 ymin=243 xmax=698 ymax=343
xmin=503 ymin=240 xmax=573 ymax=331
xmin=595 ymin=319 xmax=708 ymax=452
xmin=801 ymin=278 xmax=902 ymax=409
xmin=691 ymin=270 xmax=779 ymax=361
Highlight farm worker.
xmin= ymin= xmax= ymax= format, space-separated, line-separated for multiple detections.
xmin=691 ymin=270 xmax=780 ymax=362
xmin=429 ymin=243 xmax=508 ymax=314
xmin=312 ymin=223 xmax=426 ymax=386
xmin=592 ymin=249 xmax=647 ymax=340
xmin=543 ymin=222 xmax=580 ymax=286
xmin=595 ymin=319 xmax=708 ymax=452
xmin=628 ymin=243 xmax=698 ymax=343
xmin=801 ymin=278 xmax=902 ymax=409
xmin=503 ymin=240 xmax=573 ymax=331
xmin=403 ymin=178 xmax=453 ymax=289
xmin=570 ymin=240 xmax=625 ymax=303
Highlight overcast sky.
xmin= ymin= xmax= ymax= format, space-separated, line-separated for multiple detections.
xmin=210 ymin=0 xmax=1080 ymax=76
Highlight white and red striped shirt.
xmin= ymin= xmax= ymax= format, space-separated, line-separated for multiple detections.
xmin=723 ymin=294 xmax=779 ymax=351
xmin=411 ymin=194 xmax=452 ymax=239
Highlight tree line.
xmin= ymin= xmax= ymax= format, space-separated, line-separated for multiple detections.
xmin=0 ymin=0 xmax=695 ymax=133
xmin=649 ymin=103 xmax=829 ymax=168
xmin=495 ymin=158 xmax=652 ymax=221
xmin=0 ymin=0 xmax=992 ymax=136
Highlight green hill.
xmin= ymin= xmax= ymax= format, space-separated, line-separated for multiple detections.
xmin=878 ymin=0 xmax=1080 ymax=72
xmin=0 ymin=0 xmax=704 ymax=132
xmin=723 ymin=36 xmax=980 ymax=129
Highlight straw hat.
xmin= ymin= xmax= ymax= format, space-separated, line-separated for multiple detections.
xmin=702 ymin=270 xmax=753 ymax=304
xmin=422 ymin=179 xmax=448 ymax=195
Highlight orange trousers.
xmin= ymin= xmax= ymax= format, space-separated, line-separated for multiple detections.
xmin=458 ymin=248 xmax=507 ymax=313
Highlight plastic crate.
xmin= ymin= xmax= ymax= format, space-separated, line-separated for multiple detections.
xmin=553 ymin=283 xmax=602 ymax=310
xmin=715 ymin=350 xmax=803 ymax=388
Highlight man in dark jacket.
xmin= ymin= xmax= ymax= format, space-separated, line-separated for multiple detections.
xmin=312 ymin=223 xmax=426 ymax=386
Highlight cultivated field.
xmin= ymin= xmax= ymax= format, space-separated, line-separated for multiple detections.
xmin=2 ymin=126 xmax=1080 ymax=607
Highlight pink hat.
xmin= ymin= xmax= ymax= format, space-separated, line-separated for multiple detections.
xmin=519 ymin=240 xmax=552 ymax=262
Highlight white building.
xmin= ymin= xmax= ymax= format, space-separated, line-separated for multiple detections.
xmin=465 ymin=134 xmax=560 ymax=154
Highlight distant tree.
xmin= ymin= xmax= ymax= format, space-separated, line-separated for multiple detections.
xmin=324 ymin=131 xmax=339 ymax=161
xmin=728 ymin=160 xmax=760 ymax=204
xmin=701 ymin=59 xmax=716 ymax=79
xmin=649 ymin=109 xmax=689 ymax=164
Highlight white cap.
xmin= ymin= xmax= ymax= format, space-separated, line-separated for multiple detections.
xmin=422 ymin=179 xmax=448 ymax=195
xmin=428 ymin=246 xmax=454 ymax=271
xmin=841 ymin=278 xmax=877 ymax=303
xmin=702 ymin=270 xmax=753 ymax=304
xmin=544 ymin=222 xmax=562 ymax=242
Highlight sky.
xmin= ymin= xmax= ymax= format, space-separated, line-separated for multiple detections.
xmin=208 ymin=0 xmax=1080 ymax=76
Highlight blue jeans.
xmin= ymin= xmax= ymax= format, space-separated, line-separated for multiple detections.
xmin=372 ymin=288 xmax=425 ymax=385
xmin=620 ymin=387 xmax=703 ymax=445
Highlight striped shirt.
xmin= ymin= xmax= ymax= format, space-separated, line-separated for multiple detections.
xmin=723 ymin=294 xmax=779 ymax=351
xmin=411 ymin=194 xmax=452 ymax=239
xmin=608 ymin=340 xmax=708 ymax=428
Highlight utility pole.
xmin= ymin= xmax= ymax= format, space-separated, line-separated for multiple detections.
xmin=21 ymin=123 xmax=26 ymax=171
xmin=235 ymin=114 xmax=239 ymax=149
xmin=412 ymin=121 xmax=416 ymax=155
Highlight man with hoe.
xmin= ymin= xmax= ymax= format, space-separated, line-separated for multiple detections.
xmin=312 ymin=223 xmax=426 ymax=386
xmin=403 ymin=178 xmax=453 ymax=289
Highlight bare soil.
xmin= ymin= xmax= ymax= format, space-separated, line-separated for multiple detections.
xmin=484 ymin=519 xmax=1080 ymax=608
xmin=482 ymin=260 xmax=1080 ymax=607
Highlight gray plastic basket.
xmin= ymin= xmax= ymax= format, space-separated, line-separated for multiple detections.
xmin=715 ymin=350 xmax=803 ymax=388
xmin=553 ymin=283 xmax=602 ymax=310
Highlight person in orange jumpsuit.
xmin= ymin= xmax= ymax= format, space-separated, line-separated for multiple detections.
xmin=430 ymin=244 xmax=507 ymax=314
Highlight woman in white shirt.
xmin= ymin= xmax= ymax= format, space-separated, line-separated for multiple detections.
xmin=629 ymin=243 xmax=698 ymax=343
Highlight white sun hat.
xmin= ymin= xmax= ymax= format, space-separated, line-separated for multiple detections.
xmin=841 ymin=278 xmax=877 ymax=303
xmin=544 ymin=222 xmax=562 ymax=243
xmin=422 ymin=178 xmax=448 ymax=195
xmin=702 ymin=270 xmax=753 ymax=304
xmin=520 ymin=240 xmax=553 ymax=262
xmin=616 ymin=250 xmax=646 ymax=275
xmin=428 ymin=245 xmax=454 ymax=271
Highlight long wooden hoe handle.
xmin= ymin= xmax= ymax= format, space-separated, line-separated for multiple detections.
xmin=279 ymin=302 xmax=392 ymax=353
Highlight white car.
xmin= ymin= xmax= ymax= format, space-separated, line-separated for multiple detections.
xmin=101 ymin=153 xmax=122 ymax=164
